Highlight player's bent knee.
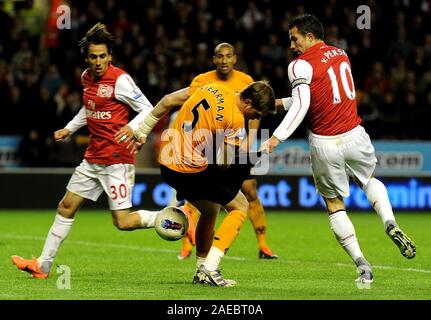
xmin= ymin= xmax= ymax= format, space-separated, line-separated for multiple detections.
xmin=243 ymin=189 xmax=258 ymax=202
xmin=241 ymin=180 xmax=258 ymax=201
xmin=57 ymin=201 xmax=76 ymax=219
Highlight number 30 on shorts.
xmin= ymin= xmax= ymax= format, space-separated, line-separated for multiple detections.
xmin=110 ymin=184 xmax=127 ymax=200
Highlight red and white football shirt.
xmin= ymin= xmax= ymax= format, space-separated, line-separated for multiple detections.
xmin=64 ymin=64 xmax=153 ymax=165
xmin=274 ymin=42 xmax=361 ymax=141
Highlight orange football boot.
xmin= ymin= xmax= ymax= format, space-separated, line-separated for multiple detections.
xmin=11 ymin=255 xmax=49 ymax=278
xmin=177 ymin=248 xmax=192 ymax=260
xmin=258 ymin=247 xmax=279 ymax=259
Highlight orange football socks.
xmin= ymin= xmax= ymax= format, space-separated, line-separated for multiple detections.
xmin=213 ymin=209 xmax=247 ymax=254
xmin=248 ymin=198 xmax=268 ymax=249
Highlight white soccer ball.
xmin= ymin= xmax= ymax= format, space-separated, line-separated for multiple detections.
xmin=154 ymin=206 xmax=189 ymax=241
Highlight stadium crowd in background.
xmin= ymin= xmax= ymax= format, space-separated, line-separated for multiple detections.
xmin=1 ymin=0 xmax=431 ymax=167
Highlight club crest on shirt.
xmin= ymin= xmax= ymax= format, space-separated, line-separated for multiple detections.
xmin=97 ymin=84 xmax=114 ymax=98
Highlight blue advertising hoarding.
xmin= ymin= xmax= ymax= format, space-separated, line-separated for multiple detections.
xmin=0 ymin=171 xmax=430 ymax=211
xmin=130 ymin=176 xmax=431 ymax=211
xmin=0 ymin=136 xmax=22 ymax=167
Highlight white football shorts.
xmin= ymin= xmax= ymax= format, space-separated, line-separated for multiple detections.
xmin=66 ymin=160 xmax=135 ymax=210
xmin=308 ymin=125 xmax=377 ymax=198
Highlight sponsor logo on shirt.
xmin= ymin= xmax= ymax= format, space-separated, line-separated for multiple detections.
xmin=132 ymin=88 xmax=143 ymax=100
xmin=86 ymin=109 xmax=112 ymax=120
xmin=97 ymin=84 xmax=114 ymax=98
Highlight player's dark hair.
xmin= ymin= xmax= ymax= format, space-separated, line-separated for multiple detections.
xmin=214 ymin=42 xmax=235 ymax=56
xmin=78 ymin=22 xmax=115 ymax=56
xmin=241 ymin=81 xmax=276 ymax=115
xmin=289 ymin=14 xmax=324 ymax=40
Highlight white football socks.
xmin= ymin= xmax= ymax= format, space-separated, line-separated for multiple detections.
xmin=196 ymin=256 xmax=206 ymax=271
xmin=203 ymin=247 xmax=224 ymax=272
xmin=329 ymin=210 xmax=364 ymax=262
xmin=38 ymin=213 xmax=74 ymax=273
xmin=363 ymin=178 xmax=396 ymax=226
xmin=137 ymin=210 xmax=158 ymax=228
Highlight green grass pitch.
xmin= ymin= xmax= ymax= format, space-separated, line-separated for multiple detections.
xmin=0 ymin=210 xmax=430 ymax=300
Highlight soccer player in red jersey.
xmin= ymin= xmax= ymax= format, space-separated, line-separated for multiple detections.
xmin=261 ymin=14 xmax=416 ymax=286
xmin=11 ymin=23 xmax=160 ymax=278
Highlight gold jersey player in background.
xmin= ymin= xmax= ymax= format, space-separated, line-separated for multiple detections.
xmin=178 ymin=43 xmax=278 ymax=260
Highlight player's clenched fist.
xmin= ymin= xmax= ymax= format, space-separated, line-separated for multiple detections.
xmin=54 ymin=128 xmax=71 ymax=141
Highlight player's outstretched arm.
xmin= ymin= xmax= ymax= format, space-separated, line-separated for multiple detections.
xmin=278 ymin=97 xmax=293 ymax=111
xmin=133 ymin=88 xmax=190 ymax=143
xmin=54 ymin=128 xmax=71 ymax=141
xmin=152 ymin=87 xmax=190 ymax=119
xmin=57 ymin=106 xmax=87 ymax=141
xmin=115 ymin=87 xmax=190 ymax=153
xmin=259 ymin=136 xmax=281 ymax=154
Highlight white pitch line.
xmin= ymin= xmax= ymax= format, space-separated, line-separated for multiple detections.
xmin=3 ymin=233 xmax=430 ymax=274
xmin=334 ymin=262 xmax=431 ymax=274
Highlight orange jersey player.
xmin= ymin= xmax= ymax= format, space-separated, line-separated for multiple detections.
xmin=190 ymin=69 xmax=253 ymax=94
xmin=177 ymin=42 xmax=278 ymax=261
xmin=161 ymin=83 xmax=245 ymax=173
xmin=120 ymin=80 xmax=276 ymax=286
